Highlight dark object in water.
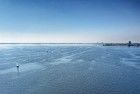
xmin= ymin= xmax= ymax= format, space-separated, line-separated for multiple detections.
xmin=16 ymin=64 xmax=20 ymax=74
xmin=16 ymin=64 xmax=19 ymax=68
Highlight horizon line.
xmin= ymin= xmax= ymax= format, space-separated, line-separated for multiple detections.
xmin=0 ymin=42 xmax=139 ymax=44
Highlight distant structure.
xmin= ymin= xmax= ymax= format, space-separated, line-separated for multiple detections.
xmin=128 ymin=41 xmax=132 ymax=47
xmin=103 ymin=41 xmax=140 ymax=47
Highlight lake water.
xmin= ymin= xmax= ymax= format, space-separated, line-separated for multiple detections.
xmin=0 ymin=44 xmax=140 ymax=94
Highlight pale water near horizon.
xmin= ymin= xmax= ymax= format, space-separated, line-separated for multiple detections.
xmin=0 ymin=44 xmax=140 ymax=94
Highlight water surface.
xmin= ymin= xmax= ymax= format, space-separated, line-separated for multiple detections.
xmin=0 ymin=44 xmax=140 ymax=94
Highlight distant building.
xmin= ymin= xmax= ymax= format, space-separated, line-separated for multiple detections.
xmin=128 ymin=41 xmax=131 ymax=47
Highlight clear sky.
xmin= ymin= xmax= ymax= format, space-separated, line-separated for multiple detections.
xmin=0 ymin=0 xmax=140 ymax=43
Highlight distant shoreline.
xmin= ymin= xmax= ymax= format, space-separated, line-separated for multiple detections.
xmin=0 ymin=43 xmax=140 ymax=47
xmin=103 ymin=43 xmax=140 ymax=47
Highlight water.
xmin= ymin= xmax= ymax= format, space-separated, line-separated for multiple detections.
xmin=0 ymin=44 xmax=140 ymax=94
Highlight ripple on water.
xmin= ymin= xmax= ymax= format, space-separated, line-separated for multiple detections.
xmin=121 ymin=58 xmax=140 ymax=69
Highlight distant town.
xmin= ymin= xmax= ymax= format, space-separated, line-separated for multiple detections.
xmin=103 ymin=41 xmax=140 ymax=47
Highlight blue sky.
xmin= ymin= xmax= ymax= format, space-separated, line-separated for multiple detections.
xmin=0 ymin=0 xmax=140 ymax=43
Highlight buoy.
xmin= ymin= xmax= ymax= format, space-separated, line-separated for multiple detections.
xmin=16 ymin=64 xmax=19 ymax=68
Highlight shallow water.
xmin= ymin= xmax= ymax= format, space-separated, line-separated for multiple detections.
xmin=0 ymin=44 xmax=140 ymax=94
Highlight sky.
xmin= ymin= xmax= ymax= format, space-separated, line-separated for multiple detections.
xmin=0 ymin=0 xmax=140 ymax=43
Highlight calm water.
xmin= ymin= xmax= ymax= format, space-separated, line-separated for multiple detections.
xmin=0 ymin=44 xmax=140 ymax=94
